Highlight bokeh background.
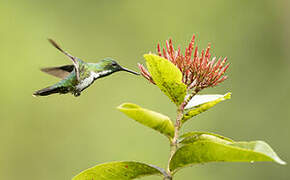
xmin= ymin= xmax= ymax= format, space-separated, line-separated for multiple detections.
xmin=1 ymin=0 xmax=289 ymax=179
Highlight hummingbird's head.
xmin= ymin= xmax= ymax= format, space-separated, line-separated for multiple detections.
xmin=101 ymin=58 xmax=140 ymax=75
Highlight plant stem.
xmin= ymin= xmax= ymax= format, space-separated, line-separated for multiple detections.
xmin=165 ymin=89 xmax=199 ymax=179
xmin=165 ymin=104 xmax=184 ymax=178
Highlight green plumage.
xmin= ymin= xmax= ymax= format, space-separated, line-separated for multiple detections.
xmin=34 ymin=39 xmax=139 ymax=97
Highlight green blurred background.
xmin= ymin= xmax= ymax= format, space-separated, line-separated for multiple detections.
xmin=1 ymin=0 xmax=289 ymax=179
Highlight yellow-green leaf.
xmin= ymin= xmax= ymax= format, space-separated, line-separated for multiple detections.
xmin=182 ymin=92 xmax=231 ymax=123
xmin=117 ymin=103 xmax=175 ymax=139
xmin=170 ymin=132 xmax=286 ymax=173
xmin=144 ymin=54 xmax=187 ymax=105
xmin=72 ymin=161 xmax=165 ymax=180
xmin=180 ymin=131 xmax=234 ymax=144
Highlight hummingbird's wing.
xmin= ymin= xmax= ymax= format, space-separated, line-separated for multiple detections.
xmin=41 ymin=65 xmax=74 ymax=79
xmin=48 ymin=39 xmax=80 ymax=82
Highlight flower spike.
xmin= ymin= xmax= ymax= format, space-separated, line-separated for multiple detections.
xmin=139 ymin=34 xmax=229 ymax=91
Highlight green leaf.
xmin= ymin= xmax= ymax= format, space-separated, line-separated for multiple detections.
xmin=185 ymin=93 xmax=231 ymax=109
xmin=182 ymin=92 xmax=231 ymax=123
xmin=144 ymin=54 xmax=187 ymax=105
xmin=180 ymin=131 xmax=234 ymax=144
xmin=170 ymin=132 xmax=286 ymax=173
xmin=72 ymin=161 xmax=166 ymax=180
xmin=117 ymin=103 xmax=175 ymax=139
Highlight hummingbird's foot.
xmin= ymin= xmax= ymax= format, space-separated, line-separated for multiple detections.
xmin=73 ymin=91 xmax=81 ymax=97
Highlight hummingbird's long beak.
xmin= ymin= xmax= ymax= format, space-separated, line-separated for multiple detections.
xmin=121 ymin=67 xmax=140 ymax=75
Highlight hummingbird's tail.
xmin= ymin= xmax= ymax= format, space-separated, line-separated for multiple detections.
xmin=33 ymin=86 xmax=61 ymax=96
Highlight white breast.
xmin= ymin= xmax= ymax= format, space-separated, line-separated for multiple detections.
xmin=76 ymin=70 xmax=112 ymax=91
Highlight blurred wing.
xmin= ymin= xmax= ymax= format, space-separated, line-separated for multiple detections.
xmin=48 ymin=39 xmax=80 ymax=81
xmin=41 ymin=65 xmax=74 ymax=79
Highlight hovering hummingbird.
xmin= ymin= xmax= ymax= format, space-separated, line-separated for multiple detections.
xmin=33 ymin=39 xmax=139 ymax=97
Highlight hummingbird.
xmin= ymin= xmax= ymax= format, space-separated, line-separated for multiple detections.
xmin=33 ymin=39 xmax=139 ymax=97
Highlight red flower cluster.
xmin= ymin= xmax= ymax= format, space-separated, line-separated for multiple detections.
xmin=138 ymin=35 xmax=229 ymax=91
